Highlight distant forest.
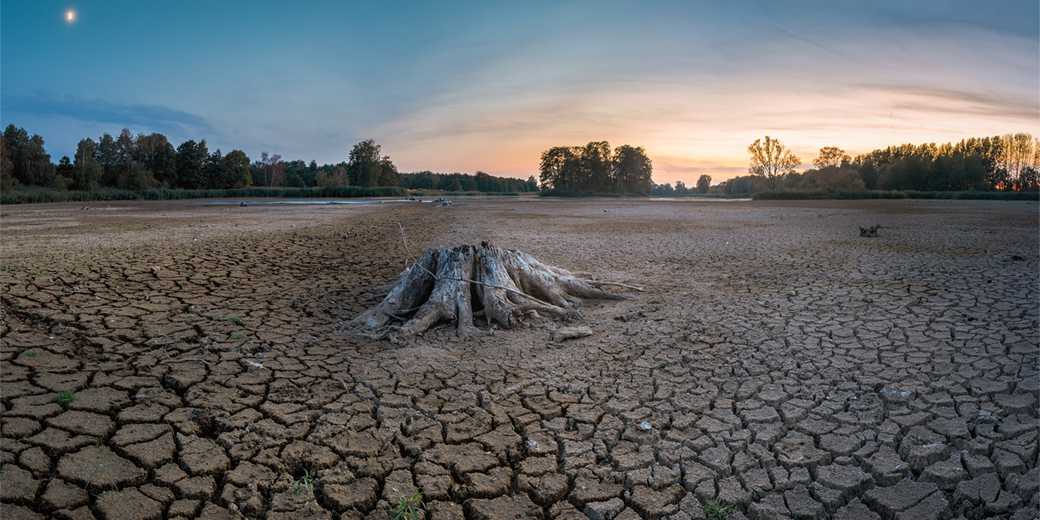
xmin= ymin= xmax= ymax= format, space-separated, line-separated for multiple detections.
xmin=2 ymin=124 xmax=1037 ymax=197
xmin=538 ymin=142 xmax=654 ymax=195
xmin=0 ymin=126 xmax=537 ymax=193
xmin=654 ymin=134 xmax=1040 ymax=195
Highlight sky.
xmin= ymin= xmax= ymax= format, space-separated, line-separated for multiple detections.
xmin=2 ymin=1 xmax=1038 ymax=183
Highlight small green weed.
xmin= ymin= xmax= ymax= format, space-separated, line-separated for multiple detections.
xmin=390 ymin=490 xmax=423 ymax=520
xmin=21 ymin=350 xmax=37 ymax=358
xmin=291 ymin=470 xmax=314 ymax=496
xmin=56 ymin=390 xmax=76 ymax=408
xmin=228 ymin=331 xmax=245 ymax=341
xmin=224 ymin=315 xmax=245 ymax=326
xmin=704 ymin=500 xmax=734 ymax=520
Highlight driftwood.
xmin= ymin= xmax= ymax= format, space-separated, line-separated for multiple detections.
xmin=353 ymin=242 xmax=638 ymax=337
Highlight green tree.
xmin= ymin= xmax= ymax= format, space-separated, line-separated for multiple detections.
xmin=696 ymin=174 xmax=711 ymax=193
xmin=73 ymin=138 xmax=102 ymax=190
xmin=203 ymin=149 xmax=224 ymax=188
xmin=347 ymin=139 xmax=384 ymax=186
xmin=612 ymin=145 xmax=653 ymax=194
xmin=581 ymin=141 xmax=612 ymax=192
xmin=2 ymin=125 xmax=55 ymax=187
xmin=0 ymin=138 xmax=14 ymax=190
xmin=525 ymin=176 xmax=538 ymax=191
xmin=378 ymin=156 xmax=399 ymax=186
xmin=97 ymin=133 xmax=118 ymax=186
xmin=219 ymin=150 xmax=251 ymax=188
xmin=176 ymin=139 xmax=209 ymax=189
xmin=135 ymin=133 xmax=177 ymax=187
xmin=539 ymin=146 xmax=580 ymax=192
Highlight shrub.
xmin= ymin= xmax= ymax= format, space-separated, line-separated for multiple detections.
xmin=752 ymin=190 xmax=1038 ymax=201
xmin=0 ymin=186 xmax=409 ymax=205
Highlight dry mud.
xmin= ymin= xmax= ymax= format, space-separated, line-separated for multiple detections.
xmin=1 ymin=198 xmax=1037 ymax=520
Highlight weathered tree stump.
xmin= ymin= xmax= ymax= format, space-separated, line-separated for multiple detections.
xmin=353 ymin=242 xmax=637 ymax=337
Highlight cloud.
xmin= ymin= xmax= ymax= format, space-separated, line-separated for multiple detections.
xmin=862 ymin=84 xmax=1039 ymax=121
xmin=1 ymin=93 xmax=213 ymax=135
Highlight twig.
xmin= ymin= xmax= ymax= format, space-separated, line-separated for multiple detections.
xmin=397 ymin=222 xmax=412 ymax=269
xmin=584 ymin=280 xmax=645 ymax=292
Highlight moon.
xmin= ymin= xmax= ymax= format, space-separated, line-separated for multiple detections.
xmin=64 ymin=8 xmax=76 ymax=24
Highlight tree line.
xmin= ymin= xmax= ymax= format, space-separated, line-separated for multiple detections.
xmin=697 ymin=134 xmax=1040 ymax=195
xmin=538 ymin=142 xmax=654 ymax=194
xmin=0 ymin=126 xmax=533 ymax=194
xmin=400 ymin=171 xmax=538 ymax=192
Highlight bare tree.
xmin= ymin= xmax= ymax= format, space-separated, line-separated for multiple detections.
xmin=812 ymin=146 xmax=850 ymax=169
xmin=748 ymin=136 xmax=800 ymax=188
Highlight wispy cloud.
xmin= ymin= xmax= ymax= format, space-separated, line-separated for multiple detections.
xmin=862 ymin=84 xmax=1039 ymax=121
xmin=1 ymin=93 xmax=213 ymax=134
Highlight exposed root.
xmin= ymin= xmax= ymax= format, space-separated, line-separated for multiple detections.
xmin=352 ymin=242 xmax=635 ymax=338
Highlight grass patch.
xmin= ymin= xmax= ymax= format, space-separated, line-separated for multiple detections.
xmin=20 ymin=350 xmax=37 ymax=358
xmin=389 ymin=490 xmax=423 ymax=520
xmin=703 ymin=500 xmax=735 ymax=520
xmin=291 ymin=470 xmax=315 ymax=496
xmin=55 ymin=390 xmax=76 ymax=408
xmin=752 ymin=190 xmax=1039 ymax=201
xmin=228 ymin=331 xmax=245 ymax=341
xmin=0 ymin=185 xmax=408 ymax=205
xmin=224 ymin=315 xmax=245 ymax=326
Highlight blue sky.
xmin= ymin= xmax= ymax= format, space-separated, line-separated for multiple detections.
xmin=2 ymin=1 xmax=1037 ymax=182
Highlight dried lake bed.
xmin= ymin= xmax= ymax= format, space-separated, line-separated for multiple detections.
xmin=1 ymin=197 xmax=1037 ymax=520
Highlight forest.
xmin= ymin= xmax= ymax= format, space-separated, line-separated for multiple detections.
xmin=0 ymin=126 xmax=534 ymax=194
xmin=537 ymin=142 xmax=654 ymax=195
xmin=653 ymin=134 xmax=1039 ymax=196
xmin=3 ymin=124 xmax=1038 ymax=199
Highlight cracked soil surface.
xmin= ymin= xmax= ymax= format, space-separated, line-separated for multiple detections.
xmin=1 ymin=198 xmax=1037 ymax=520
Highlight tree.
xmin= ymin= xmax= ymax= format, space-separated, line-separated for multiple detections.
xmin=525 ymin=176 xmax=538 ymax=191
xmin=998 ymin=133 xmax=1037 ymax=190
xmin=114 ymin=128 xmax=135 ymax=185
xmin=696 ymin=174 xmax=712 ymax=193
xmin=378 ymin=156 xmax=399 ymax=186
xmin=611 ymin=145 xmax=653 ymax=194
xmin=813 ymin=146 xmax=850 ymax=169
xmin=0 ymin=138 xmax=14 ymax=190
xmin=97 ymin=133 xmax=118 ymax=186
xmin=135 ymin=133 xmax=177 ymax=187
xmin=56 ymin=156 xmax=74 ymax=189
xmin=539 ymin=146 xmax=579 ymax=192
xmin=347 ymin=139 xmax=396 ymax=187
xmin=176 ymin=140 xmax=209 ymax=189
xmin=580 ymin=141 xmax=612 ymax=192
xmin=748 ymin=136 xmax=800 ymax=188
xmin=73 ymin=138 xmax=102 ymax=191
xmin=203 ymin=149 xmax=224 ymax=188
xmin=2 ymin=125 xmax=55 ymax=187
xmin=219 ymin=150 xmax=251 ymax=188
xmin=317 ymin=165 xmax=349 ymax=187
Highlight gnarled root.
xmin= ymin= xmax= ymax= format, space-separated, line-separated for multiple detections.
xmin=352 ymin=242 xmax=636 ymax=338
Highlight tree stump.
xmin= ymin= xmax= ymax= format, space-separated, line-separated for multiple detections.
xmin=353 ymin=242 xmax=636 ymax=337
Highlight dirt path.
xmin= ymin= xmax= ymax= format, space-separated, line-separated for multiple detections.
xmin=1 ymin=198 xmax=1037 ymax=520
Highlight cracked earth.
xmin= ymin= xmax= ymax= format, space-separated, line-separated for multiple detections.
xmin=1 ymin=198 xmax=1037 ymax=520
